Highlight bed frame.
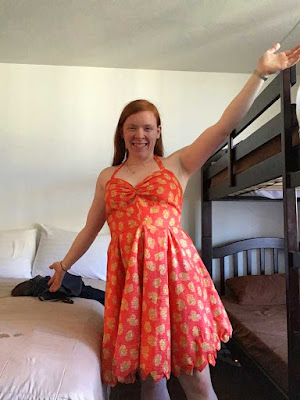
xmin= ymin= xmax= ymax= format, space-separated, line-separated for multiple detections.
xmin=213 ymin=237 xmax=288 ymax=399
xmin=201 ymin=66 xmax=300 ymax=400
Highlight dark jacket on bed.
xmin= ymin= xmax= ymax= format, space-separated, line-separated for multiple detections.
xmin=11 ymin=272 xmax=105 ymax=305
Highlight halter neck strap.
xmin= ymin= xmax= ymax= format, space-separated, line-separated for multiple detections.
xmin=110 ymin=154 xmax=164 ymax=180
xmin=110 ymin=160 xmax=126 ymax=180
xmin=154 ymin=154 xmax=165 ymax=171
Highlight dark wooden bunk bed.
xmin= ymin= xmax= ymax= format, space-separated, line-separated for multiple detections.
xmin=201 ymin=66 xmax=300 ymax=400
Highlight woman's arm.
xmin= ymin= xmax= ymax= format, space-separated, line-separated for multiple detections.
xmin=48 ymin=170 xmax=107 ymax=292
xmin=179 ymin=43 xmax=300 ymax=177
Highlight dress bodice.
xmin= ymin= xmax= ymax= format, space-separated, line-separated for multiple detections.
xmin=105 ymin=155 xmax=183 ymax=236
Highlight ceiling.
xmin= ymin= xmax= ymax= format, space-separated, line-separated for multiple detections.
xmin=0 ymin=0 xmax=299 ymax=73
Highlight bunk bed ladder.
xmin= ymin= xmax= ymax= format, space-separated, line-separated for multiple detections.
xmin=281 ymin=67 xmax=300 ymax=400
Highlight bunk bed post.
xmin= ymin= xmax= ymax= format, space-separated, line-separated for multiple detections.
xmin=228 ymin=130 xmax=236 ymax=187
xmin=201 ymin=167 xmax=212 ymax=276
xmin=280 ymin=67 xmax=300 ymax=400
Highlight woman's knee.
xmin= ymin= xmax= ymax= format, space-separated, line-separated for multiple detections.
xmin=140 ymin=374 xmax=170 ymax=400
xmin=140 ymin=373 xmax=167 ymax=389
xmin=178 ymin=366 xmax=216 ymax=398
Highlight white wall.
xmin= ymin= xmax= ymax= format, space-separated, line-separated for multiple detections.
xmin=0 ymin=63 xmax=299 ymax=248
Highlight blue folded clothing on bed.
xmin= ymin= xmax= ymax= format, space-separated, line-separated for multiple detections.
xmin=11 ymin=272 xmax=105 ymax=305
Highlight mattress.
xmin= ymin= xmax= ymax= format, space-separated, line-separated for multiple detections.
xmin=238 ymin=189 xmax=300 ymax=199
xmin=228 ymin=178 xmax=300 ymax=198
xmin=222 ymin=295 xmax=287 ymax=392
xmin=0 ymin=278 xmax=108 ymax=400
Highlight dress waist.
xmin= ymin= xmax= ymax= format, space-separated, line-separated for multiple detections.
xmin=108 ymin=216 xmax=182 ymax=237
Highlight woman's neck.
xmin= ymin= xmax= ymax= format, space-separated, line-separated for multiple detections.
xmin=126 ymin=154 xmax=156 ymax=167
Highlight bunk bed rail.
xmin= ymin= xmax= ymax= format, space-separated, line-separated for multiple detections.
xmin=202 ymin=66 xmax=299 ymax=200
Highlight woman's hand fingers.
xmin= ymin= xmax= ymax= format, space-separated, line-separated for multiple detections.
xmin=48 ymin=275 xmax=55 ymax=286
xmin=48 ymin=274 xmax=63 ymax=292
xmin=47 ymin=262 xmax=64 ymax=292
xmin=266 ymin=43 xmax=281 ymax=54
xmin=285 ymin=44 xmax=300 ymax=57
xmin=286 ymin=46 xmax=300 ymax=67
xmin=257 ymin=42 xmax=300 ymax=75
xmin=49 ymin=279 xmax=60 ymax=292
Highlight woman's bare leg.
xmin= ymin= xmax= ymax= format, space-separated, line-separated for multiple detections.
xmin=178 ymin=365 xmax=218 ymax=400
xmin=140 ymin=373 xmax=171 ymax=400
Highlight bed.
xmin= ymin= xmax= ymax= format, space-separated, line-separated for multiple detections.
xmin=0 ymin=225 xmax=110 ymax=400
xmin=201 ymin=66 xmax=300 ymax=400
xmin=212 ymin=237 xmax=289 ymax=398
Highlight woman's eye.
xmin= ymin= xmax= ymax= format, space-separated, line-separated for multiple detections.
xmin=145 ymin=127 xmax=152 ymax=132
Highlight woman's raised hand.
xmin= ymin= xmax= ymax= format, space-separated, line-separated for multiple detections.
xmin=256 ymin=43 xmax=300 ymax=76
xmin=47 ymin=262 xmax=65 ymax=292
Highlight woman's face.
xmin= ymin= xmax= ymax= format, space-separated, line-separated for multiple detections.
xmin=122 ymin=111 xmax=161 ymax=157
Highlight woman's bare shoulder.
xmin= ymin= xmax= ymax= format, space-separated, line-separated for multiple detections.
xmin=97 ymin=165 xmax=119 ymax=189
xmin=158 ymin=149 xmax=187 ymax=175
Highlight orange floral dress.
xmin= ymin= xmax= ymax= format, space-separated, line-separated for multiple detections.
xmin=101 ymin=155 xmax=232 ymax=386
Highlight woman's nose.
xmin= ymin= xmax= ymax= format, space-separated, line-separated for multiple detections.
xmin=135 ymin=127 xmax=145 ymax=137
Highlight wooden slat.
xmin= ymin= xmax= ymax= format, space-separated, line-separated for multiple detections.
xmin=233 ymin=253 xmax=238 ymax=277
xmin=260 ymin=248 xmax=265 ymax=275
xmin=247 ymin=250 xmax=252 ymax=275
xmin=274 ymin=248 xmax=279 ymax=273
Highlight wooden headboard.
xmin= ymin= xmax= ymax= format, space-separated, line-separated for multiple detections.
xmin=212 ymin=237 xmax=285 ymax=295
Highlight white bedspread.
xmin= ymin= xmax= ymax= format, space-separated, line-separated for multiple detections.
xmin=0 ymin=278 xmax=108 ymax=400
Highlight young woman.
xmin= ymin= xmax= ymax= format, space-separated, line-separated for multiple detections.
xmin=48 ymin=43 xmax=300 ymax=400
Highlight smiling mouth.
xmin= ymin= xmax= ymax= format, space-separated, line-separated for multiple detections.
xmin=132 ymin=143 xmax=148 ymax=147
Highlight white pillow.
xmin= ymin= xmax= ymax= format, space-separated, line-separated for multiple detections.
xmin=0 ymin=228 xmax=37 ymax=278
xmin=32 ymin=224 xmax=110 ymax=280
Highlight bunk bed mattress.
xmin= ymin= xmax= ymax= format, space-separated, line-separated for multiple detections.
xmin=0 ymin=278 xmax=107 ymax=400
xmin=238 ymin=188 xmax=300 ymax=199
xmin=221 ymin=295 xmax=287 ymax=392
